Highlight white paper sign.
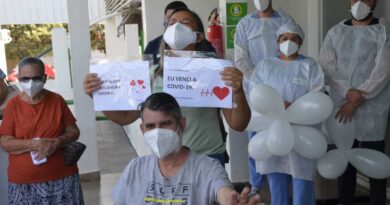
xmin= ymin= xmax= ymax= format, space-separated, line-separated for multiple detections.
xmin=90 ymin=61 xmax=151 ymax=111
xmin=163 ymin=57 xmax=233 ymax=108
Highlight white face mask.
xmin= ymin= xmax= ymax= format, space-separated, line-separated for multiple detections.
xmin=163 ymin=22 xmax=198 ymax=50
xmin=351 ymin=1 xmax=371 ymax=21
xmin=280 ymin=40 xmax=299 ymax=57
xmin=144 ymin=128 xmax=181 ymax=159
xmin=254 ymin=0 xmax=270 ymax=12
xmin=20 ymin=79 xmax=44 ymax=98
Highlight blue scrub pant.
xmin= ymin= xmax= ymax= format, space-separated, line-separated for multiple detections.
xmin=268 ymin=173 xmax=315 ymax=205
xmin=247 ymin=132 xmax=265 ymax=189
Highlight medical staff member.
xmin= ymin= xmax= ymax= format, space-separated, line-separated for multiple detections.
xmin=251 ymin=23 xmax=325 ymax=205
xmin=234 ymin=0 xmax=294 ymax=195
xmin=319 ymin=0 xmax=390 ymax=204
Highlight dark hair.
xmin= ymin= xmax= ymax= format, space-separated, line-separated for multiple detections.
xmin=161 ymin=8 xmax=212 ymax=53
xmin=139 ymin=92 xmax=182 ymax=123
xmin=18 ymin=57 xmax=45 ymax=75
xmin=164 ymin=1 xmax=188 ymax=15
xmin=170 ymin=7 xmax=205 ymax=34
xmin=155 ymin=8 xmax=214 ymax=77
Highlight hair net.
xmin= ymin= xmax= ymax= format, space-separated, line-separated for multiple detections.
xmin=276 ymin=23 xmax=305 ymax=41
xmin=234 ymin=11 xmax=295 ymax=78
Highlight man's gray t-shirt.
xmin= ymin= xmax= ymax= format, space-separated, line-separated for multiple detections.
xmin=113 ymin=151 xmax=231 ymax=205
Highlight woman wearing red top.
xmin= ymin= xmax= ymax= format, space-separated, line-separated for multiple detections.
xmin=0 ymin=57 xmax=83 ymax=204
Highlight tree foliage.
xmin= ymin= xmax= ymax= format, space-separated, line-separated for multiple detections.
xmin=4 ymin=24 xmax=105 ymax=71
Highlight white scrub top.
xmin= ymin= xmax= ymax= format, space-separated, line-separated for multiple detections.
xmin=250 ymin=56 xmax=325 ymax=180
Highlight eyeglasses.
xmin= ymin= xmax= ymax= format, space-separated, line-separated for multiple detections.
xmin=18 ymin=76 xmax=44 ymax=82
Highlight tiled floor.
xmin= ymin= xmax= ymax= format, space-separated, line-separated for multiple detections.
xmin=82 ymin=120 xmax=137 ymax=205
xmin=94 ymin=121 xmax=137 ymax=175
xmin=83 ymin=120 xmax=389 ymax=205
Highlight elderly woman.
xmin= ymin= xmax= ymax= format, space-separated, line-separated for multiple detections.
xmin=250 ymin=23 xmax=325 ymax=205
xmin=84 ymin=8 xmax=250 ymax=165
xmin=0 ymin=57 xmax=83 ymax=204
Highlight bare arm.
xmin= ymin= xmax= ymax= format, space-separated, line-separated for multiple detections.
xmin=53 ymin=124 xmax=80 ymax=147
xmin=221 ymin=67 xmax=251 ymax=131
xmin=30 ymin=124 xmax=81 ymax=160
xmin=0 ymin=124 xmax=80 ymax=160
xmin=33 ymin=124 xmax=81 ymax=160
xmin=0 ymin=135 xmax=38 ymax=155
xmin=102 ymin=110 xmax=140 ymax=126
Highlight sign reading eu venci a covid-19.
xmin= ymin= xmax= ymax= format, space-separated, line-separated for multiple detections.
xmin=163 ymin=57 xmax=233 ymax=108
xmin=90 ymin=61 xmax=151 ymax=111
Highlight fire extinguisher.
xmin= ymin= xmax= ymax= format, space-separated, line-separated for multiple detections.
xmin=208 ymin=8 xmax=224 ymax=59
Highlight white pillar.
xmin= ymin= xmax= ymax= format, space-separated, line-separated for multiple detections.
xmin=52 ymin=28 xmax=72 ymax=95
xmin=0 ymin=26 xmax=7 ymax=75
xmin=125 ymin=24 xmax=141 ymax=61
xmin=66 ymin=0 xmax=100 ymax=174
xmin=219 ymin=0 xmax=249 ymax=182
xmin=104 ymin=16 xmax=127 ymax=61
xmin=307 ymin=0 xmax=321 ymax=60
xmin=226 ymin=129 xmax=249 ymax=182
xmin=0 ymin=43 xmax=6 ymax=75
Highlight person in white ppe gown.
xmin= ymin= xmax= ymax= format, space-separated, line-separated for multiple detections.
xmin=250 ymin=23 xmax=325 ymax=205
xmin=234 ymin=0 xmax=295 ymax=195
xmin=319 ymin=0 xmax=390 ymax=204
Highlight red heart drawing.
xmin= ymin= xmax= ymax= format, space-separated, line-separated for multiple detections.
xmin=130 ymin=80 xmax=136 ymax=86
xmin=137 ymin=80 xmax=144 ymax=85
xmin=212 ymin=86 xmax=229 ymax=100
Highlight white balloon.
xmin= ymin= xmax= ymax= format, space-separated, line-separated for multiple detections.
xmin=293 ymin=125 xmax=328 ymax=159
xmin=249 ymin=84 xmax=285 ymax=120
xmin=286 ymin=92 xmax=333 ymax=125
xmin=248 ymin=130 xmax=272 ymax=161
xmin=267 ymin=120 xmax=294 ymax=156
xmin=347 ymin=148 xmax=390 ymax=179
xmin=321 ymin=122 xmax=334 ymax=144
xmin=246 ymin=111 xmax=274 ymax=132
xmin=326 ymin=109 xmax=356 ymax=150
xmin=317 ymin=149 xmax=349 ymax=179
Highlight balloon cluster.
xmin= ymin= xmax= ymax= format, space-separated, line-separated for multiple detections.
xmin=247 ymin=84 xmax=390 ymax=180
xmin=318 ymin=112 xmax=390 ymax=179
xmin=247 ymin=84 xmax=333 ymax=160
